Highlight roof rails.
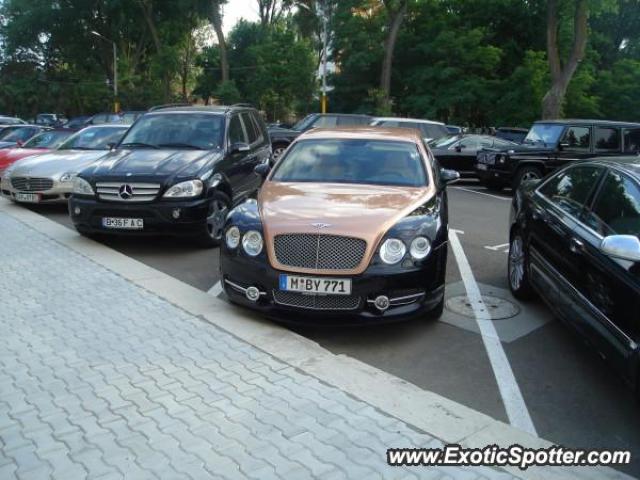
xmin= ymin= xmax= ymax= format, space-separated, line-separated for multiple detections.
xmin=148 ymin=103 xmax=192 ymax=112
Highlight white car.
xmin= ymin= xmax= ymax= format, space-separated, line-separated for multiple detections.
xmin=370 ymin=117 xmax=449 ymax=142
xmin=1 ymin=125 xmax=128 ymax=204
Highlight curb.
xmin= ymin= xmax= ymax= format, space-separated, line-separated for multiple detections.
xmin=2 ymin=199 xmax=630 ymax=480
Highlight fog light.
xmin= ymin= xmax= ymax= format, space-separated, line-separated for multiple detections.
xmin=172 ymin=208 xmax=181 ymax=219
xmin=374 ymin=295 xmax=390 ymax=312
xmin=245 ymin=286 xmax=260 ymax=302
xmin=73 ymin=206 xmax=81 ymax=215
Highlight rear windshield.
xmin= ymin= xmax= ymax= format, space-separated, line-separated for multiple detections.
xmin=271 ymin=138 xmax=428 ymax=187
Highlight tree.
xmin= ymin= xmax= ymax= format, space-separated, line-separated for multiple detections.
xmin=379 ymin=0 xmax=407 ymax=109
xmin=209 ymin=1 xmax=229 ymax=82
xmin=541 ymin=0 xmax=589 ymax=119
xmin=257 ymin=0 xmax=292 ymax=27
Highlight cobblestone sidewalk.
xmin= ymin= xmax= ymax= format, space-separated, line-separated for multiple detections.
xmin=0 ymin=211 xmax=517 ymax=479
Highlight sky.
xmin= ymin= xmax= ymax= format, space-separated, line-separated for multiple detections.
xmin=223 ymin=0 xmax=260 ymax=34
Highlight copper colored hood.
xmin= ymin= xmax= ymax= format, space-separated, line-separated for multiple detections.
xmin=258 ymin=181 xmax=433 ymax=274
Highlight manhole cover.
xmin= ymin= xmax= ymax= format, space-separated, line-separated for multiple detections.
xmin=445 ymin=295 xmax=520 ymax=320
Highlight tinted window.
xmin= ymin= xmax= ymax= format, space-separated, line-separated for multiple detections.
xmin=60 ymin=127 xmax=128 ymax=150
xmin=539 ymin=166 xmax=602 ymax=217
xmin=241 ymin=113 xmax=258 ymax=144
xmin=584 ymin=171 xmax=640 ymax=238
xmin=23 ymin=130 xmax=72 ymax=148
xmin=312 ymin=115 xmax=338 ymax=128
xmin=523 ymin=124 xmax=564 ymax=146
xmin=562 ymin=126 xmax=591 ymax=151
xmin=272 ymin=139 xmax=427 ymax=187
xmin=594 ymin=127 xmax=620 ymax=152
xmin=623 ymin=128 xmax=640 ymax=153
xmin=228 ymin=115 xmax=246 ymax=144
xmin=120 ymin=113 xmax=225 ymax=149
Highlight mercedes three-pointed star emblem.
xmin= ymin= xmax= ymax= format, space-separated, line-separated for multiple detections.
xmin=118 ymin=184 xmax=134 ymax=200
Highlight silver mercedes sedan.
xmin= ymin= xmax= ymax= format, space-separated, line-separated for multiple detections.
xmin=1 ymin=125 xmax=128 ymax=204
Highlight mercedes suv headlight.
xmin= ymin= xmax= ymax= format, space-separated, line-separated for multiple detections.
xmin=163 ymin=179 xmax=203 ymax=198
xmin=379 ymin=238 xmax=406 ymax=265
xmin=242 ymin=230 xmax=263 ymax=256
xmin=60 ymin=172 xmax=77 ymax=183
xmin=225 ymin=226 xmax=240 ymax=249
xmin=72 ymin=177 xmax=94 ymax=196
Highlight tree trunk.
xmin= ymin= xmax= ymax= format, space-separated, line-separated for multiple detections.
xmin=210 ymin=2 xmax=229 ymax=83
xmin=140 ymin=0 xmax=172 ymax=101
xmin=379 ymin=0 xmax=407 ymax=104
xmin=541 ymin=0 xmax=589 ymax=119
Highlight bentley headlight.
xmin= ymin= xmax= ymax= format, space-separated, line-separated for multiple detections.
xmin=242 ymin=230 xmax=263 ymax=256
xmin=380 ymin=238 xmax=406 ymax=265
xmin=225 ymin=226 xmax=240 ymax=249
xmin=72 ymin=177 xmax=94 ymax=196
xmin=410 ymin=236 xmax=431 ymax=259
xmin=163 ymin=179 xmax=203 ymax=198
xmin=60 ymin=172 xmax=77 ymax=183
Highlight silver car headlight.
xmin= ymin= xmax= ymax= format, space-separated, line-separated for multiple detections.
xmin=379 ymin=238 xmax=406 ymax=265
xmin=60 ymin=172 xmax=77 ymax=183
xmin=225 ymin=226 xmax=240 ymax=249
xmin=163 ymin=179 xmax=203 ymax=198
xmin=72 ymin=177 xmax=94 ymax=196
xmin=242 ymin=230 xmax=263 ymax=256
xmin=410 ymin=236 xmax=431 ymax=259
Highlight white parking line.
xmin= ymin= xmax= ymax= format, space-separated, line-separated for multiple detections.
xmin=451 ymin=186 xmax=511 ymax=201
xmin=207 ymin=281 xmax=223 ymax=297
xmin=448 ymin=229 xmax=537 ymax=435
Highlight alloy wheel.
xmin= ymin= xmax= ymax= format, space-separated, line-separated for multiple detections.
xmin=521 ymin=171 xmax=541 ymax=182
xmin=509 ymin=235 xmax=525 ymax=291
xmin=206 ymin=199 xmax=229 ymax=241
xmin=272 ymin=146 xmax=286 ymax=161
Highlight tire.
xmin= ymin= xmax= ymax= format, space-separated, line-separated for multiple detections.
xmin=513 ymin=165 xmax=543 ymax=191
xmin=271 ymin=143 xmax=288 ymax=164
xmin=426 ymin=293 xmax=445 ymax=320
xmin=508 ymin=230 xmax=534 ymax=300
xmin=194 ymin=191 xmax=231 ymax=248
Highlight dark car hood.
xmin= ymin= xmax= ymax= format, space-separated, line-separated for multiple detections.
xmin=81 ymin=148 xmax=222 ymax=183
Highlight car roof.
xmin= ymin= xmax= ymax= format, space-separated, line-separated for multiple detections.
xmin=578 ymin=156 xmax=640 ymax=178
xmin=373 ymin=117 xmax=445 ymax=126
xmin=497 ymin=127 xmax=528 ymax=132
xmin=534 ymin=119 xmax=640 ymax=128
xmin=147 ymin=105 xmax=256 ymax=115
xmin=296 ymin=126 xmax=424 ymax=143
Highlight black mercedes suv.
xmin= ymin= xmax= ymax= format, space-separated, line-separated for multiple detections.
xmin=477 ymin=119 xmax=640 ymax=191
xmin=69 ymin=105 xmax=271 ymax=247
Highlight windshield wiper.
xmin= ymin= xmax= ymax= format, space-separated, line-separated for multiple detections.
xmin=156 ymin=142 xmax=204 ymax=150
xmin=120 ymin=142 xmax=158 ymax=149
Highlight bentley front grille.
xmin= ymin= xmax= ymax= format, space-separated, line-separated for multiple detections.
xmin=11 ymin=177 xmax=53 ymax=192
xmin=96 ymin=182 xmax=161 ymax=202
xmin=273 ymin=233 xmax=366 ymax=270
xmin=272 ymin=290 xmax=361 ymax=311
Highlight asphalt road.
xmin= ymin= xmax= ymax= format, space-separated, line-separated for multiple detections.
xmin=30 ymin=182 xmax=640 ymax=477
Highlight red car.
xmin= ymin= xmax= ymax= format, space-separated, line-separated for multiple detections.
xmin=0 ymin=129 xmax=74 ymax=176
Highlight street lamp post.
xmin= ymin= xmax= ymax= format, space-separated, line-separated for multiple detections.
xmin=300 ymin=2 xmax=328 ymax=113
xmin=91 ymin=31 xmax=119 ymax=113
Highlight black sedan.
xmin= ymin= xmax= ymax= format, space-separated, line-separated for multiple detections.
xmin=509 ymin=157 xmax=640 ymax=391
xmin=430 ymin=134 xmax=516 ymax=177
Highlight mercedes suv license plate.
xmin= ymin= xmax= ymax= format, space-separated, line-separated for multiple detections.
xmin=279 ymin=274 xmax=352 ymax=295
xmin=102 ymin=217 xmax=144 ymax=230
xmin=15 ymin=192 xmax=40 ymax=203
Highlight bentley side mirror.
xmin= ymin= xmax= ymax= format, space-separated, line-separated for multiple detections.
xmin=601 ymin=235 xmax=640 ymax=262
xmin=254 ymin=163 xmax=270 ymax=178
xmin=440 ymin=168 xmax=460 ymax=186
xmin=230 ymin=142 xmax=250 ymax=154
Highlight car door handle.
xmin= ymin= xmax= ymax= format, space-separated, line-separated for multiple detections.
xmin=569 ymin=237 xmax=584 ymax=254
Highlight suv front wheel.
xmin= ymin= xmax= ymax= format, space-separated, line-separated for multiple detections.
xmin=513 ymin=165 xmax=543 ymax=191
xmin=196 ymin=191 xmax=231 ymax=248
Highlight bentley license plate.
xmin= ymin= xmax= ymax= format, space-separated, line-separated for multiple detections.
xmin=279 ymin=275 xmax=352 ymax=295
xmin=15 ymin=192 xmax=40 ymax=203
xmin=102 ymin=217 xmax=144 ymax=230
